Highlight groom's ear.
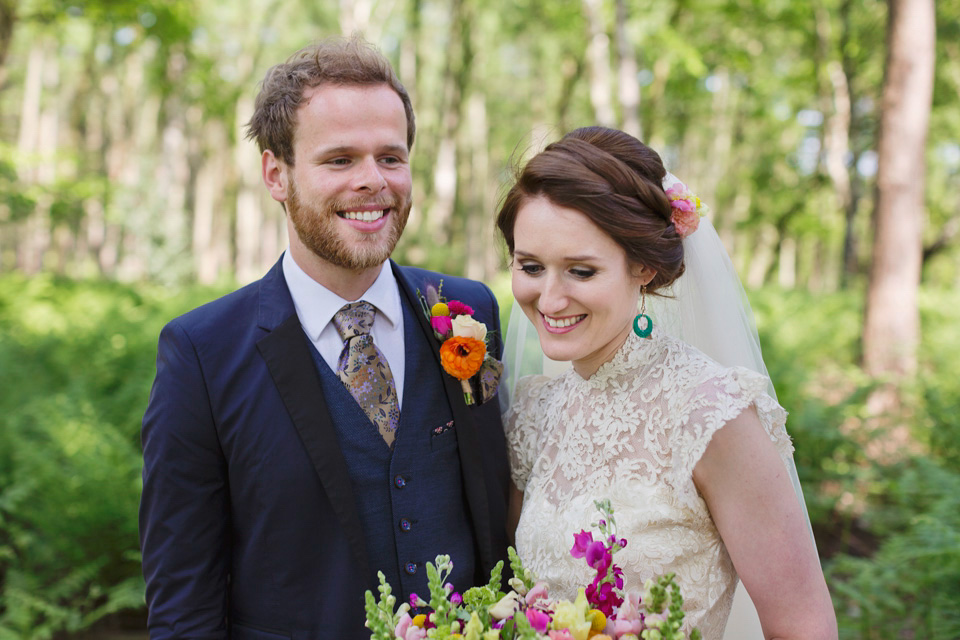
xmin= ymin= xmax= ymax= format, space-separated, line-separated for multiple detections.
xmin=262 ymin=150 xmax=288 ymax=204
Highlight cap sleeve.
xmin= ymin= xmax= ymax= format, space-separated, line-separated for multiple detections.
xmin=502 ymin=374 xmax=551 ymax=492
xmin=667 ymin=364 xmax=793 ymax=510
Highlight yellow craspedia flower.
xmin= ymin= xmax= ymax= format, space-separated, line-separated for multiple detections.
xmin=431 ymin=302 xmax=450 ymax=317
xmin=588 ymin=609 xmax=607 ymax=631
xmin=412 ymin=614 xmax=427 ymax=627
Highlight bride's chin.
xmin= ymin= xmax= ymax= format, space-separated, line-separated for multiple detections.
xmin=541 ymin=345 xmax=575 ymax=363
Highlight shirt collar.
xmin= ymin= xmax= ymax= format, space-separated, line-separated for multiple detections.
xmin=282 ymin=251 xmax=402 ymax=341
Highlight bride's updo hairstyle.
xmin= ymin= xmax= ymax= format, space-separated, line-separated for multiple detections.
xmin=497 ymin=126 xmax=684 ymax=293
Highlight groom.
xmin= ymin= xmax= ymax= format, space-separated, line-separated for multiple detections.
xmin=139 ymin=37 xmax=511 ymax=639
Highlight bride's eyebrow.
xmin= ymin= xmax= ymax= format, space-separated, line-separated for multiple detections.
xmin=514 ymin=250 xmax=601 ymax=262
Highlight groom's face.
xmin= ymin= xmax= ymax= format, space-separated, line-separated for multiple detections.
xmin=281 ymin=83 xmax=413 ymax=271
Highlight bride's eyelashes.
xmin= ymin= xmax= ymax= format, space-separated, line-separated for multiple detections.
xmin=517 ymin=262 xmax=544 ymax=276
xmin=517 ymin=261 xmax=598 ymax=280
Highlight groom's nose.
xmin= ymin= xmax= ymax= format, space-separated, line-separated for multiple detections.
xmin=351 ymin=156 xmax=388 ymax=193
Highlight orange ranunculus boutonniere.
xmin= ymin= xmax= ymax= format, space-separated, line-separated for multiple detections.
xmin=418 ymin=281 xmax=503 ymax=406
xmin=439 ymin=336 xmax=486 ymax=380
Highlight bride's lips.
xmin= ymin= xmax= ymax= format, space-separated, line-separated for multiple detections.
xmin=540 ymin=312 xmax=587 ymax=334
xmin=337 ymin=204 xmax=391 ymax=232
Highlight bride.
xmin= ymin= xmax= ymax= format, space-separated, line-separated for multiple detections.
xmin=496 ymin=127 xmax=837 ymax=639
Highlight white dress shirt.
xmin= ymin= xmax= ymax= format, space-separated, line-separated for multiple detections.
xmin=282 ymin=251 xmax=406 ymax=409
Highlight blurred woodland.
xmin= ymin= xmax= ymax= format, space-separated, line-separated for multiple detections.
xmin=0 ymin=0 xmax=959 ymax=637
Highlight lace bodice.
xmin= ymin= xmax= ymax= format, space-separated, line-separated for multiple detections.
xmin=504 ymin=328 xmax=793 ymax=639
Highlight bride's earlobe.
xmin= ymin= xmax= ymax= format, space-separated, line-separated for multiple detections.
xmin=633 ymin=265 xmax=658 ymax=286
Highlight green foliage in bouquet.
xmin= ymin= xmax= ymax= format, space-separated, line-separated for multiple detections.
xmin=364 ymin=500 xmax=701 ymax=640
xmin=638 ymin=574 xmax=702 ymax=640
xmin=365 ymin=572 xmax=405 ymax=640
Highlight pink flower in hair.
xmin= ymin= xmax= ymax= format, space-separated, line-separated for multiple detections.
xmin=665 ymin=182 xmax=709 ymax=239
xmin=672 ymin=208 xmax=701 ymax=238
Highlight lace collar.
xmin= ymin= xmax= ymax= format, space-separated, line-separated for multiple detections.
xmin=556 ymin=326 xmax=667 ymax=391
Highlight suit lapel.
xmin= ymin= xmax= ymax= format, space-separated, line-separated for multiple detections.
xmin=393 ymin=263 xmax=495 ymax=574
xmin=256 ymin=260 xmax=372 ymax=581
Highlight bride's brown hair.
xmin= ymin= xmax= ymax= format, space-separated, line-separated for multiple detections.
xmin=497 ymin=126 xmax=685 ymax=293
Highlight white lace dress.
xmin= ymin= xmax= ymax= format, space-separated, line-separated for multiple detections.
xmin=504 ymin=328 xmax=794 ymax=639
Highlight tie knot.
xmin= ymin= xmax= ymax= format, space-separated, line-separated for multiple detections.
xmin=333 ymin=301 xmax=376 ymax=342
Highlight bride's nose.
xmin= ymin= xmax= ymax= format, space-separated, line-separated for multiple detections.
xmin=537 ymin=274 xmax=569 ymax=315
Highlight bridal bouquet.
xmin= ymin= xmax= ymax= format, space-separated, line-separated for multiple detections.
xmin=364 ymin=501 xmax=701 ymax=640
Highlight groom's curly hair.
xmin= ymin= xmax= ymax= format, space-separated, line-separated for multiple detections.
xmin=496 ymin=126 xmax=685 ymax=293
xmin=245 ymin=35 xmax=415 ymax=166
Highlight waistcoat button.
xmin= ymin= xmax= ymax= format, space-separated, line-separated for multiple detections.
xmin=399 ymin=518 xmax=412 ymax=531
xmin=405 ymin=562 xmax=417 ymax=575
xmin=394 ymin=475 xmax=406 ymax=488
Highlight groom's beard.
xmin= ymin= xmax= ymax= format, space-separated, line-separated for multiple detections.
xmin=287 ymin=176 xmax=412 ymax=271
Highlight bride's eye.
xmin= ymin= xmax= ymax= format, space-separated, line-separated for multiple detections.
xmin=570 ymin=267 xmax=596 ymax=279
xmin=518 ymin=262 xmax=543 ymax=276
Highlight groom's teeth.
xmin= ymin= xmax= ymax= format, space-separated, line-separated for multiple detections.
xmin=545 ymin=314 xmax=585 ymax=328
xmin=342 ymin=209 xmax=386 ymax=221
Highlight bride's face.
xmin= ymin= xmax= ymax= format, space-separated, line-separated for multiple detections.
xmin=511 ymin=196 xmax=653 ymax=378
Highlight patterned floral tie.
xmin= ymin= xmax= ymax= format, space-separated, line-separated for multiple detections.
xmin=333 ymin=301 xmax=400 ymax=447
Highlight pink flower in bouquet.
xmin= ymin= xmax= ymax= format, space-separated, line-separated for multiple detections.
xmin=409 ymin=593 xmax=427 ymax=608
xmin=586 ymin=565 xmax=623 ymax=618
xmin=613 ymin=592 xmax=644 ymax=636
xmin=548 ymin=631 xmax=575 ymax=640
xmin=394 ymin=613 xmax=427 ymax=640
xmin=526 ymin=607 xmax=551 ymax=633
xmin=570 ymin=530 xmax=594 ymax=558
xmin=525 ymin=581 xmax=549 ymax=606
xmin=585 ymin=540 xmax=610 ymax=571
xmin=431 ymin=314 xmax=453 ymax=335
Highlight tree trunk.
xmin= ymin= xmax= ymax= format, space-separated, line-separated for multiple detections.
xmin=643 ymin=3 xmax=683 ymax=148
xmin=0 ymin=0 xmax=16 ymax=104
xmin=235 ymin=93 xmax=264 ymax=283
xmin=581 ymin=0 xmax=615 ymax=127
xmin=838 ymin=0 xmax=863 ymax=288
xmin=862 ymin=0 xmax=934 ymax=450
xmin=554 ymin=52 xmax=584 ymax=132
xmin=400 ymin=0 xmax=421 ymax=108
xmin=424 ymin=0 xmax=471 ymax=247
xmin=463 ymin=93 xmax=493 ymax=281
xmin=194 ymin=121 xmax=228 ymax=284
xmin=614 ymin=0 xmax=640 ymax=138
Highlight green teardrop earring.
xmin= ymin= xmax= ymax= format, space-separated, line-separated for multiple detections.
xmin=633 ymin=285 xmax=653 ymax=338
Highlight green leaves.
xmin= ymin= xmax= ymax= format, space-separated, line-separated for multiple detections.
xmin=0 ymin=275 xmax=228 ymax=636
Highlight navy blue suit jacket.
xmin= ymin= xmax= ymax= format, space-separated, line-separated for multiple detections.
xmin=139 ymin=258 xmax=510 ymax=639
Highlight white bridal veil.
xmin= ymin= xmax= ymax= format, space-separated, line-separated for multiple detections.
xmin=499 ymin=172 xmax=817 ymax=640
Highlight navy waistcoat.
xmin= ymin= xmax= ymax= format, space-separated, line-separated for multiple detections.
xmin=310 ymin=296 xmax=476 ymax=600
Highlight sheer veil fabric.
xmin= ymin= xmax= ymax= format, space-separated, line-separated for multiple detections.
xmin=499 ymin=173 xmax=816 ymax=640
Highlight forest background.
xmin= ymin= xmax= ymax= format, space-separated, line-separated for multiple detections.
xmin=0 ymin=0 xmax=958 ymax=637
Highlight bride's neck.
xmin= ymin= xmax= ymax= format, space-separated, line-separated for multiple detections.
xmin=572 ymin=324 xmax=633 ymax=380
